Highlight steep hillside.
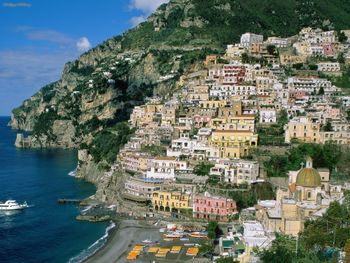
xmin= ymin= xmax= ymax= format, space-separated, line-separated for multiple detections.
xmin=11 ymin=0 xmax=350 ymax=152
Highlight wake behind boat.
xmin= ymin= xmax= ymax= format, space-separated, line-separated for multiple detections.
xmin=0 ymin=200 xmax=29 ymax=211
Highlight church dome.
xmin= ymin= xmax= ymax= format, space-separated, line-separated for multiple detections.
xmin=295 ymin=157 xmax=321 ymax=187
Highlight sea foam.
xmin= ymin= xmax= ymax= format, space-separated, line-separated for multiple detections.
xmin=67 ymin=221 xmax=116 ymax=263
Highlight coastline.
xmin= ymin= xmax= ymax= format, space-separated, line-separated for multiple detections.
xmin=83 ymin=219 xmax=161 ymax=263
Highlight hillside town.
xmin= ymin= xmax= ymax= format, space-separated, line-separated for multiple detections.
xmin=91 ymin=27 xmax=350 ymax=262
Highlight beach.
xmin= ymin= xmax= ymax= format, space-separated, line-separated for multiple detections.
xmin=84 ymin=219 xmax=161 ymax=263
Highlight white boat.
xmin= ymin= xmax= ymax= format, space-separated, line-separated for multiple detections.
xmin=0 ymin=200 xmax=29 ymax=211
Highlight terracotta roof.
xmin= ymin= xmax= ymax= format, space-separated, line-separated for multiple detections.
xmin=289 ymin=183 xmax=296 ymax=193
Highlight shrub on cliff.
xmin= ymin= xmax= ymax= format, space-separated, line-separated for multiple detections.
xmin=88 ymin=122 xmax=134 ymax=163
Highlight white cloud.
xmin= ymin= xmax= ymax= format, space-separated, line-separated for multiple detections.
xmin=130 ymin=16 xmax=147 ymax=26
xmin=27 ymin=30 xmax=74 ymax=45
xmin=76 ymin=37 xmax=92 ymax=52
xmin=3 ymin=2 xmax=32 ymax=7
xmin=16 ymin=27 xmax=76 ymax=46
xmin=129 ymin=0 xmax=169 ymax=14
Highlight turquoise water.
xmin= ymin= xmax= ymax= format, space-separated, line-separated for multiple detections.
xmin=0 ymin=116 xmax=108 ymax=263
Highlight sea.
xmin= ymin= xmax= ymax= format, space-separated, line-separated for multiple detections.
xmin=0 ymin=116 xmax=112 ymax=263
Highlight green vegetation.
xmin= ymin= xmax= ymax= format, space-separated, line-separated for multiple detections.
xmin=259 ymin=234 xmax=329 ymax=263
xmin=70 ymin=61 xmax=95 ymax=76
xmin=264 ymin=143 xmax=343 ymax=177
xmin=322 ymin=120 xmax=333 ymax=132
xmin=41 ymin=82 xmax=57 ymax=103
xmin=87 ymin=122 xmax=135 ymax=163
xmin=194 ymin=162 xmax=214 ymax=176
xmin=33 ymin=109 xmax=58 ymax=141
xmin=301 ymin=199 xmax=350 ymax=250
xmin=141 ymin=145 xmax=167 ymax=157
xmin=216 ymin=257 xmax=239 ymax=263
xmin=207 ymin=221 xmax=223 ymax=240
xmin=338 ymin=31 xmax=348 ymax=43
xmin=266 ymin=45 xmax=277 ymax=55
xmin=230 ymin=183 xmax=275 ymax=210
xmin=332 ymin=67 xmax=350 ymax=89
xmin=258 ymin=110 xmax=288 ymax=146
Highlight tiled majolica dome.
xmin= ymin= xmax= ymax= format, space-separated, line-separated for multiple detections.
xmin=296 ymin=157 xmax=321 ymax=187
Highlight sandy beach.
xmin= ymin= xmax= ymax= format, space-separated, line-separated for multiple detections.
xmin=84 ymin=220 xmax=161 ymax=263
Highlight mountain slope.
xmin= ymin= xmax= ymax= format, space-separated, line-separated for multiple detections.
xmin=11 ymin=0 xmax=350 ymax=152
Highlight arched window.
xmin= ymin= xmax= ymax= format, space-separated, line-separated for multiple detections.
xmin=307 ymin=191 xmax=312 ymax=199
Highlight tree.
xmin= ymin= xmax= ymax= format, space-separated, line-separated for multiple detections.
xmin=301 ymin=201 xmax=350 ymax=250
xmin=338 ymin=31 xmax=348 ymax=43
xmin=338 ymin=52 xmax=346 ymax=64
xmin=260 ymin=234 xmax=326 ymax=263
xmin=318 ymin=86 xmax=325 ymax=95
xmin=194 ymin=162 xmax=214 ymax=176
xmin=277 ymin=109 xmax=289 ymax=127
xmin=293 ymin=63 xmax=303 ymax=70
xmin=323 ymin=120 xmax=333 ymax=131
xmin=309 ymin=64 xmax=318 ymax=71
xmin=241 ymin=53 xmax=249 ymax=64
xmin=207 ymin=221 xmax=222 ymax=240
xmin=267 ymin=45 xmax=277 ymax=55
xmin=216 ymin=257 xmax=239 ymax=263
xmin=260 ymin=234 xmax=298 ymax=263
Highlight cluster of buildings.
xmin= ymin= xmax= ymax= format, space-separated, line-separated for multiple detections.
xmin=255 ymin=157 xmax=344 ymax=236
xmin=112 ymin=27 xmax=350 ymax=262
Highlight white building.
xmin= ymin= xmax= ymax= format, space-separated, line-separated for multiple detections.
xmin=210 ymin=159 xmax=260 ymax=185
xmin=243 ymin=221 xmax=272 ymax=249
xmin=145 ymin=157 xmax=188 ymax=181
xmin=288 ymin=77 xmax=332 ymax=94
xmin=240 ymin=33 xmax=264 ymax=48
xmin=209 ymin=84 xmax=256 ymax=100
xmin=317 ymin=62 xmax=341 ymax=72
xmin=259 ymin=108 xmax=277 ymax=123
xmin=266 ymin=37 xmax=289 ymax=48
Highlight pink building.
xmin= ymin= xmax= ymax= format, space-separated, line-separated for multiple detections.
xmin=193 ymin=192 xmax=237 ymax=222
xmin=193 ymin=115 xmax=211 ymax=128
xmin=323 ymin=44 xmax=336 ymax=57
xmin=289 ymin=90 xmax=306 ymax=99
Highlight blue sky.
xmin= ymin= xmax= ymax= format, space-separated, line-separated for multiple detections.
xmin=0 ymin=0 xmax=169 ymax=115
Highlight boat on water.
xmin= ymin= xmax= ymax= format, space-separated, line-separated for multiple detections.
xmin=0 ymin=200 xmax=29 ymax=211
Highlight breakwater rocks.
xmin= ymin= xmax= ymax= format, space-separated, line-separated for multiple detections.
xmin=76 ymin=215 xmax=112 ymax=222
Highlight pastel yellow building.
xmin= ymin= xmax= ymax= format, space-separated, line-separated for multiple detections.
xmin=129 ymin=104 xmax=163 ymax=127
xmin=185 ymin=85 xmax=209 ymax=102
xmin=285 ymin=117 xmax=320 ymax=143
xmin=217 ymin=101 xmax=242 ymax=119
xmin=161 ymin=105 xmax=178 ymax=125
xmin=279 ymin=53 xmax=307 ymax=66
xmin=199 ymin=100 xmax=227 ymax=110
xmin=152 ymin=191 xmax=191 ymax=212
xmin=210 ymin=115 xmax=255 ymax=132
xmin=210 ymin=130 xmax=258 ymax=158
